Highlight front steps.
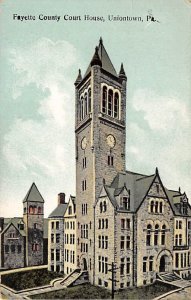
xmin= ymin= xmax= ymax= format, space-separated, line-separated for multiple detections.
xmin=158 ymin=272 xmax=191 ymax=288
xmin=60 ymin=269 xmax=89 ymax=287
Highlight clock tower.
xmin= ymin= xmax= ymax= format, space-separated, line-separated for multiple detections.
xmin=74 ymin=38 xmax=127 ymax=283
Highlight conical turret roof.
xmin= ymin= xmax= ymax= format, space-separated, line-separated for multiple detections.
xmin=84 ymin=37 xmax=117 ymax=78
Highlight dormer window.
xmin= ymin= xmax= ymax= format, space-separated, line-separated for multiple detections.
xmin=121 ymin=196 xmax=130 ymax=210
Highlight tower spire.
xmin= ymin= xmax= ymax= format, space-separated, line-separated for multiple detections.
xmin=74 ymin=69 xmax=82 ymax=86
xmin=91 ymin=46 xmax=102 ymax=67
xmin=119 ymin=63 xmax=127 ymax=80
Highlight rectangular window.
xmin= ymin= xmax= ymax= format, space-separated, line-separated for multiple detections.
xmin=126 ymin=219 xmax=130 ymax=229
xmin=108 ymin=155 xmax=114 ymax=166
xmin=5 ymin=245 xmax=9 ymax=253
xmin=11 ymin=245 xmax=15 ymax=253
xmin=51 ymin=234 xmax=54 ymax=243
xmin=105 ymin=236 xmax=108 ymax=249
xmin=121 ymin=236 xmax=125 ymax=250
xmin=122 ymin=197 xmax=130 ymax=210
xmin=120 ymin=258 xmax=125 ymax=276
xmin=51 ymin=222 xmax=54 ymax=229
xmin=98 ymin=256 xmax=101 ymax=272
xmin=121 ymin=219 xmax=125 ymax=229
xmin=18 ymin=245 xmax=22 ymax=253
xmin=126 ymin=258 xmax=130 ymax=274
xmin=126 ymin=236 xmax=130 ymax=249
xmin=56 ymin=234 xmax=60 ymax=243
xmin=56 ymin=221 xmax=59 ymax=230
xmin=51 ymin=249 xmax=54 ymax=260
xmin=143 ymin=257 xmax=147 ymax=273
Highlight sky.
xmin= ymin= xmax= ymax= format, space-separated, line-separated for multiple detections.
xmin=0 ymin=0 xmax=191 ymax=217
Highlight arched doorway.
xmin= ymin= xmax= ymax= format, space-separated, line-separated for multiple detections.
xmin=82 ymin=257 xmax=88 ymax=271
xmin=159 ymin=255 xmax=168 ymax=273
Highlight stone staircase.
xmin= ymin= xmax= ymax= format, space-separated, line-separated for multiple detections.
xmin=158 ymin=272 xmax=191 ymax=288
xmin=60 ymin=269 xmax=89 ymax=287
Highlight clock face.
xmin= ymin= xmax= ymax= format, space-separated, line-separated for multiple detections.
xmin=107 ymin=134 xmax=116 ymax=148
xmin=81 ymin=137 xmax=87 ymax=150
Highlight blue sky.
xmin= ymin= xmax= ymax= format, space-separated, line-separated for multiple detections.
xmin=0 ymin=0 xmax=191 ymax=217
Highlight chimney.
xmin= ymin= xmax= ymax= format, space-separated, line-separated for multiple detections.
xmin=58 ymin=193 xmax=65 ymax=204
xmin=0 ymin=217 xmax=4 ymax=232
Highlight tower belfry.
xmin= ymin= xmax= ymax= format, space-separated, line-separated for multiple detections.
xmin=75 ymin=38 xmax=127 ymax=283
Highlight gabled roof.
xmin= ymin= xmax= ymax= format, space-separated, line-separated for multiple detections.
xmin=1 ymin=217 xmax=26 ymax=237
xmin=84 ymin=38 xmax=117 ymax=78
xmin=23 ymin=183 xmax=44 ymax=203
xmin=48 ymin=203 xmax=68 ymax=218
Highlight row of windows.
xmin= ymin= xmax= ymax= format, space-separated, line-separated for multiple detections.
xmin=51 ymin=221 xmax=59 ymax=230
xmin=32 ymin=243 xmax=40 ymax=251
xmin=98 ymin=218 xmax=108 ymax=229
xmin=64 ymin=249 xmax=75 ymax=264
xmin=24 ymin=206 xmax=43 ymax=215
xmin=143 ymin=256 xmax=154 ymax=273
xmin=82 ymin=203 xmax=88 ymax=215
xmin=102 ymin=86 xmax=120 ymax=119
xmin=98 ymin=256 xmax=108 ymax=274
xmin=81 ymin=224 xmax=88 ymax=239
xmin=78 ymin=221 xmax=92 ymax=230
xmin=121 ymin=219 xmax=130 ymax=230
xmin=79 ymin=88 xmax=91 ymax=121
xmin=8 ymin=232 xmax=16 ymax=238
xmin=146 ymin=224 xmax=167 ymax=246
xmin=51 ymin=249 xmax=60 ymax=261
xmin=5 ymin=245 xmax=22 ymax=253
xmin=174 ymin=234 xmax=183 ymax=246
xmin=120 ymin=257 xmax=131 ymax=275
xmin=121 ymin=236 xmax=130 ymax=250
xmin=82 ymin=180 xmax=87 ymax=191
xmin=176 ymin=220 xmax=183 ymax=229
xmin=51 ymin=233 xmax=60 ymax=243
xmin=64 ymin=234 xmax=75 ymax=244
xmin=64 ymin=221 xmax=75 ymax=230
xmin=81 ymin=243 xmax=88 ymax=253
xmin=149 ymin=201 xmax=163 ymax=214
xmin=175 ymin=252 xmax=190 ymax=268
xmin=98 ymin=236 xmax=108 ymax=249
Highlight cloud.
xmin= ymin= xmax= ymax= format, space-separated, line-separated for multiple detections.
xmin=1 ymin=38 xmax=80 ymax=216
xmin=127 ymin=89 xmax=191 ymax=200
xmin=132 ymin=89 xmax=190 ymax=132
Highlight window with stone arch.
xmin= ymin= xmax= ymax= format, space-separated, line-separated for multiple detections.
xmin=79 ymin=86 xmax=91 ymax=121
xmin=29 ymin=206 xmax=33 ymax=214
xmin=146 ymin=224 xmax=152 ymax=246
xmin=154 ymin=224 xmax=159 ymax=246
xmin=88 ymin=88 xmax=91 ymax=112
xmin=101 ymin=84 xmax=120 ymax=119
xmin=161 ymin=224 xmax=166 ymax=245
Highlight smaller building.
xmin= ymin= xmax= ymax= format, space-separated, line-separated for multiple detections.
xmin=0 ymin=183 xmax=48 ymax=270
xmin=48 ymin=193 xmax=76 ymax=274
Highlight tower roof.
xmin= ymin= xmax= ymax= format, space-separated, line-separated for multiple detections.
xmin=23 ymin=182 xmax=44 ymax=203
xmin=84 ymin=38 xmax=117 ymax=78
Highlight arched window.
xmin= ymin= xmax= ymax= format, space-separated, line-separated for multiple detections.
xmin=102 ymin=86 xmax=107 ymax=114
xmin=108 ymin=89 xmax=113 ymax=116
xmin=80 ymin=97 xmax=84 ymax=120
xmin=103 ymin=201 xmax=107 ymax=212
xmin=33 ymin=206 xmax=37 ymax=214
xmin=146 ymin=224 xmax=152 ymax=246
xmin=38 ymin=207 xmax=42 ymax=214
xmin=105 ymin=219 xmax=108 ymax=229
xmin=88 ymin=88 xmax=91 ymax=113
xmin=114 ymin=92 xmax=119 ymax=118
xmin=155 ymin=201 xmax=159 ymax=213
xmin=29 ymin=206 xmax=33 ymax=214
xmin=100 ymin=202 xmax=103 ymax=213
xmin=161 ymin=224 xmax=166 ymax=245
xmin=150 ymin=201 xmax=154 ymax=213
xmin=84 ymin=93 xmax=88 ymax=116
xmin=154 ymin=224 xmax=159 ymax=245
xmin=159 ymin=201 xmax=163 ymax=214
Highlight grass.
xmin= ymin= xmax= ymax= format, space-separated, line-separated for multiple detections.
xmin=30 ymin=281 xmax=176 ymax=299
xmin=1 ymin=269 xmax=63 ymax=291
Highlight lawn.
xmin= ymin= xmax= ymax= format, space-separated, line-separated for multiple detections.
xmin=30 ymin=281 xmax=176 ymax=299
xmin=1 ymin=269 xmax=63 ymax=291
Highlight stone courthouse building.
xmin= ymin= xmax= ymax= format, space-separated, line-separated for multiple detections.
xmin=47 ymin=38 xmax=191 ymax=290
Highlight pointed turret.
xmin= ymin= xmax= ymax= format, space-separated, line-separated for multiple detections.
xmin=119 ymin=63 xmax=127 ymax=80
xmin=23 ymin=182 xmax=44 ymax=203
xmin=155 ymin=167 xmax=159 ymax=175
xmin=74 ymin=69 xmax=82 ymax=86
xmin=91 ymin=46 xmax=102 ymax=67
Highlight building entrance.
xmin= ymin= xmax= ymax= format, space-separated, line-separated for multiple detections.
xmin=82 ymin=257 xmax=88 ymax=271
xmin=159 ymin=255 xmax=168 ymax=272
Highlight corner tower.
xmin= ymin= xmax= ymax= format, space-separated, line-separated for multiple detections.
xmin=23 ymin=183 xmax=44 ymax=266
xmin=75 ymin=38 xmax=127 ymax=283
